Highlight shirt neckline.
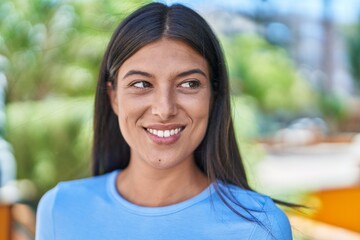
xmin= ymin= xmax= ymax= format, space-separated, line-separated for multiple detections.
xmin=107 ymin=170 xmax=215 ymax=216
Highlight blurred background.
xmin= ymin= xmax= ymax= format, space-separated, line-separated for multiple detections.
xmin=0 ymin=0 xmax=359 ymax=239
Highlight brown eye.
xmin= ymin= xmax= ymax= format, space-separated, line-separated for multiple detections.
xmin=132 ymin=81 xmax=152 ymax=88
xmin=180 ymin=80 xmax=201 ymax=88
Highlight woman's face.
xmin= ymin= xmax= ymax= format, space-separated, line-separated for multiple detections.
xmin=109 ymin=38 xmax=212 ymax=170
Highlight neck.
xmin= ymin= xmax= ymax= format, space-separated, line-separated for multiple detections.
xmin=116 ymin=158 xmax=209 ymax=207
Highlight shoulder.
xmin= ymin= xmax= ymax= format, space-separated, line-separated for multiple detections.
xmin=255 ymin=196 xmax=292 ymax=240
xmin=37 ymin=171 xmax=117 ymax=212
xmin=217 ymin=183 xmax=270 ymax=211
xmin=216 ymin=183 xmax=292 ymax=240
xmin=36 ymin=171 xmax=118 ymax=239
xmin=58 ymin=171 xmax=113 ymax=191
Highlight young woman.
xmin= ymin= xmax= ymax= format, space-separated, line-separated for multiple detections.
xmin=36 ymin=3 xmax=292 ymax=239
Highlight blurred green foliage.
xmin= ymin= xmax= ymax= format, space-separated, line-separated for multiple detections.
xmin=318 ymin=91 xmax=348 ymax=124
xmin=0 ymin=0 xmax=150 ymax=101
xmin=6 ymin=97 xmax=93 ymax=200
xmin=231 ymin=95 xmax=265 ymax=188
xmin=223 ymin=34 xmax=317 ymax=114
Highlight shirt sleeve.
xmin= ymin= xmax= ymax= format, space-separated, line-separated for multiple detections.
xmin=250 ymin=197 xmax=293 ymax=240
xmin=35 ymin=186 xmax=59 ymax=240
xmin=264 ymin=198 xmax=292 ymax=240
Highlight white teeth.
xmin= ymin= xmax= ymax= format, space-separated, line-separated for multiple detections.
xmin=146 ymin=127 xmax=182 ymax=138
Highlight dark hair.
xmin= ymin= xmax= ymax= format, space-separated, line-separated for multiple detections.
xmin=92 ymin=2 xmax=295 ymax=225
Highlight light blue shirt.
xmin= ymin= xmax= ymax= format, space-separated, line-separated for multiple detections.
xmin=36 ymin=170 xmax=292 ymax=239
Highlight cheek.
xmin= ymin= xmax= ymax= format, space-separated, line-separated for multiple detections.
xmin=117 ymin=93 xmax=147 ymax=118
xmin=194 ymin=94 xmax=212 ymax=137
xmin=182 ymin=96 xmax=211 ymax=143
xmin=182 ymin=93 xmax=211 ymax=120
xmin=116 ymin=96 xmax=146 ymax=135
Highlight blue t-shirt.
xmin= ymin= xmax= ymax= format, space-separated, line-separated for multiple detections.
xmin=36 ymin=170 xmax=292 ymax=239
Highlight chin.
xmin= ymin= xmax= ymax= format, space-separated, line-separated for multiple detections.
xmin=144 ymin=155 xmax=184 ymax=170
xmin=147 ymin=159 xmax=174 ymax=169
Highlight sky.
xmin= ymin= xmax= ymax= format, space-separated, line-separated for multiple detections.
xmin=158 ymin=0 xmax=360 ymax=24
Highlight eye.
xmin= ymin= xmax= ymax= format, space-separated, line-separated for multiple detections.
xmin=179 ymin=80 xmax=201 ymax=89
xmin=131 ymin=81 xmax=152 ymax=89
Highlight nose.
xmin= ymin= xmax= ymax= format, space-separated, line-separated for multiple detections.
xmin=151 ymin=87 xmax=177 ymax=120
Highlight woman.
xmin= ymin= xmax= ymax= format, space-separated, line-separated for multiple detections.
xmin=36 ymin=2 xmax=292 ymax=239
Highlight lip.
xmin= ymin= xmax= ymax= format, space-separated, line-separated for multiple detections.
xmin=143 ymin=124 xmax=185 ymax=145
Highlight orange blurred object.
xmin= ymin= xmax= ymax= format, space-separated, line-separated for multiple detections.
xmin=0 ymin=204 xmax=12 ymax=240
xmin=311 ymin=185 xmax=360 ymax=233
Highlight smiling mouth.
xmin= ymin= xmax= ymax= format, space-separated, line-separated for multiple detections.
xmin=146 ymin=127 xmax=184 ymax=138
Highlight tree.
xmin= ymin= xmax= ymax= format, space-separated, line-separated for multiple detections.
xmin=0 ymin=0 xmax=150 ymax=101
xmin=223 ymin=34 xmax=317 ymax=114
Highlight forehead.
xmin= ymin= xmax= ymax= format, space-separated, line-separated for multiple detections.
xmin=118 ymin=38 xmax=209 ymax=76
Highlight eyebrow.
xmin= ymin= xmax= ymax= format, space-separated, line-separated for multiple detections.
xmin=123 ymin=70 xmax=153 ymax=79
xmin=122 ymin=68 xmax=207 ymax=80
xmin=176 ymin=69 xmax=207 ymax=78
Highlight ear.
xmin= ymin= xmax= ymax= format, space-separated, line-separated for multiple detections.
xmin=107 ymin=81 xmax=119 ymax=116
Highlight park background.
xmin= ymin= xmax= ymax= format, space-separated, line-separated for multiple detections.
xmin=1 ymin=0 xmax=360 ymax=239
